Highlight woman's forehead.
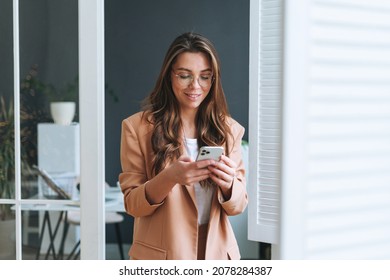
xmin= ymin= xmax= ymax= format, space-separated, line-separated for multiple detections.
xmin=173 ymin=52 xmax=212 ymax=72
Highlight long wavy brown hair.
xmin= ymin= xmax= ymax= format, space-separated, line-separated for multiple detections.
xmin=142 ymin=32 xmax=232 ymax=179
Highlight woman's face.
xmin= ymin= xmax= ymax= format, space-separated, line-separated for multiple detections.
xmin=170 ymin=52 xmax=213 ymax=113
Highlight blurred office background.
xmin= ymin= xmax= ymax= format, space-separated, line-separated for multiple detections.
xmin=1 ymin=0 xmax=390 ymax=260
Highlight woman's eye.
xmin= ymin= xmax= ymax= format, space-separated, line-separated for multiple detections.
xmin=200 ymin=75 xmax=212 ymax=81
xmin=179 ymin=74 xmax=192 ymax=80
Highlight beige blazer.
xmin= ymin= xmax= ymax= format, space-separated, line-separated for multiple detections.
xmin=119 ymin=111 xmax=248 ymax=260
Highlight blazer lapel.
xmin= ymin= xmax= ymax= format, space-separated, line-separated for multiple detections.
xmin=184 ymin=184 xmax=197 ymax=208
xmin=181 ymin=145 xmax=198 ymax=208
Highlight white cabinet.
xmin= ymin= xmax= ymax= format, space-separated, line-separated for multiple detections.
xmin=37 ymin=123 xmax=80 ymax=254
xmin=38 ymin=123 xmax=80 ymax=174
xmin=37 ymin=123 xmax=80 ymax=198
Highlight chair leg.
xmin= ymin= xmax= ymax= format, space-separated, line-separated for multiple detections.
xmin=114 ymin=223 xmax=124 ymax=260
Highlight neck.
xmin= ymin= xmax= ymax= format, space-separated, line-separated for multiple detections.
xmin=181 ymin=110 xmax=197 ymax=139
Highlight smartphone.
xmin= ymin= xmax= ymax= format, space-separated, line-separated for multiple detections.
xmin=196 ymin=146 xmax=224 ymax=161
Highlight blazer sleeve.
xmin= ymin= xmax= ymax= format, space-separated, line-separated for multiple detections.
xmin=119 ymin=117 xmax=163 ymax=217
xmin=217 ymin=121 xmax=248 ymax=216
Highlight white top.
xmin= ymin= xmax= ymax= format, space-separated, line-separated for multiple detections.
xmin=185 ymin=138 xmax=215 ymax=225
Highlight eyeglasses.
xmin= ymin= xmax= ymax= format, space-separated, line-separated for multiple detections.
xmin=172 ymin=70 xmax=214 ymax=88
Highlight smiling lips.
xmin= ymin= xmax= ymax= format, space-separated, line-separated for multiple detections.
xmin=185 ymin=93 xmax=202 ymax=101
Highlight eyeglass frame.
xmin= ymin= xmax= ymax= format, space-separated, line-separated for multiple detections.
xmin=171 ymin=69 xmax=215 ymax=88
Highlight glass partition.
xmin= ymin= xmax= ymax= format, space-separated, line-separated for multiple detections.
xmin=21 ymin=209 xmax=79 ymax=260
xmin=3 ymin=0 xmax=120 ymax=260
xmin=18 ymin=0 xmax=79 ymax=259
xmin=0 ymin=204 xmax=15 ymax=260
xmin=0 ymin=0 xmax=16 ymax=260
xmin=19 ymin=0 xmax=79 ymax=200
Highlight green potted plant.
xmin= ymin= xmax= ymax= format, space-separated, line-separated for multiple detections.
xmin=0 ymin=97 xmax=19 ymax=259
xmin=42 ymin=75 xmax=118 ymax=125
xmin=0 ymin=94 xmax=39 ymax=259
xmin=0 ymin=96 xmax=16 ymax=221
xmin=23 ymin=64 xmax=118 ymax=126
xmin=43 ymin=76 xmax=79 ymax=125
xmin=0 ymin=96 xmax=34 ymax=216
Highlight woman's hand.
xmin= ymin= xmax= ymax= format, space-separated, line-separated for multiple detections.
xmin=168 ymin=155 xmax=213 ymax=186
xmin=145 ymin=155 xmax=213 ymax=204
xmin=208 ymin=155 xmax=237 ymax=200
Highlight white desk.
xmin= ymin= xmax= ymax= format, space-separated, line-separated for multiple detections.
xmin=19 ymin=186 xmax=124 ymax=212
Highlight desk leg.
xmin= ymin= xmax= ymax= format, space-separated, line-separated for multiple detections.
xmin=58 ymin=212 xmax=70 ymax=259
xmin=50 ymin=211 xmax=66 ymax=259
xmin=36 ymin=211 xmax=64 ymax=260
xmin=35 ymin=212 xmax=46 ymax=259
xmin=44 ymin=211 xmax=57 ymax=259
xmin=36 ymin=211 xmax=57 ymax=259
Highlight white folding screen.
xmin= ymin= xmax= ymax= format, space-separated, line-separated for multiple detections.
xmin=249 ymin=0 xmax=390 ymax=259
xmin=301 ymin=0 xmax=390 ymax=259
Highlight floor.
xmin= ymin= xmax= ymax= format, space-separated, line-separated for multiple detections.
xmin=21 ymin=243 xmax=266 ymax=260
xmin=21 ymin=243 xmax=130 ymax=260
xmin=17 ymin=210 xmax=131 ymax=260
xmin=106 ymin=243 xmax=130 ymax=260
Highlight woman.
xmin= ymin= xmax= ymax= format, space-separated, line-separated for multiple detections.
xmin=119 ymin=32 xmax=247 ymax=260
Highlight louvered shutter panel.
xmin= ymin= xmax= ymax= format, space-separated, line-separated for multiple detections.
xmin=248 ymin=0 xmax=283 ymax=244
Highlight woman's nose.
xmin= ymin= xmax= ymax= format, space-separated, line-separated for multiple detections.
xmin=189 ymin=77 xmax=201 ymax=89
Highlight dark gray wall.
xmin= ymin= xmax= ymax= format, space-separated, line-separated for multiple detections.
xmin=1 ymin=0 xmax=249 ymax=186
xmin=0 ymin=0 xmax=14 ymax=100
xmin=1 ymin=0 xmax=249 ymax=244
xmin=0 ymin=0 xmax=78 ymax=106
xmin=105 ymin=0 xmax=249 ymax=186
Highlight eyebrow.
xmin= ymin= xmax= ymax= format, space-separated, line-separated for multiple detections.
xmin=175 ymin=67 xmax=212 ymax=73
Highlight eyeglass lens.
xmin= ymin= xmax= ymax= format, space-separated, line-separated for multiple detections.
xmin=174 ymin=72 xmax=213 ymax=88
